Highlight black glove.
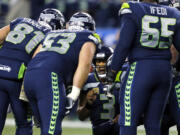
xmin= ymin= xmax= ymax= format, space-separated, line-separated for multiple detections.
xmin=66 ymin=85 xmax=72 ymax=95
xmin=173 ymin=56 xmax=180 ymax=72
xmin=33 ymin=116 xmax=40 ymax=128
xmin=65 ymin=97 xmax=75 ymax=116
xmin=106 ymin=70 xmax=116 ymax=83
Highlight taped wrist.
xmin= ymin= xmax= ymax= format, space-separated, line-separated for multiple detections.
xmin=67 ymin=86 xmax=81 ymax=101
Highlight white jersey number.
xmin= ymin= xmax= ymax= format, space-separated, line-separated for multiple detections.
xmin=41 ymin=33 xmax=76 ymax=54
xmin=140 ymin=15 xmax=176 ymax=49
xmin=6 ymin=23 xmax=45 ymax=54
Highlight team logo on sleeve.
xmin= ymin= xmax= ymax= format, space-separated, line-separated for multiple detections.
xmin=0 ymin=64 xmax=11 ymax=72
xmin=119 ymin=2 xmax=132 ymax=16
xmin=88 ymin=35 xmax=99 ymax=44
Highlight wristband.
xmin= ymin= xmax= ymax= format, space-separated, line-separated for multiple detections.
xmin=67 ymin=86 xmax=81 ymax=101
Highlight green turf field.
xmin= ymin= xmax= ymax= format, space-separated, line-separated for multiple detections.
xmin=2 ymin=125 xmax=178 ymax=135
xmin=2 ymin=126 xmax=92 ymax=135
xmin=3 ymin=114 xmax=178 ymax=135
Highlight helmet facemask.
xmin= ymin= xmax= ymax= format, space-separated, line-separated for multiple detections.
xmin=93 ymin=46 xmax=114 ymax=84
xmin=94 ymin=55 xmax=107 ymax=83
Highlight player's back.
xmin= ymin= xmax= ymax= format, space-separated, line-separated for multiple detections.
xmin=121 ymin=1 xmax=180 ymax=62
xmin=27 ymin=29 xmax=100 ymax=86
xmin=0 ymin=18 xmax=50 ymax=80
xmin=0 ymin=18 xmax=50 ymax=63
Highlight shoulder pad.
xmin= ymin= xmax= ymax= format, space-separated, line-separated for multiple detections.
xmin=93 ymin=33 xmax=101 ymax=43
xmin=83 ymin=82 xmax=100 ymax=91
xmin=11 ymin=17 xmax=23 ymax=24
xmin=119 ymin=2 xmax=132 ymax=16
xmin=88 ymin=33 xmax=101 ymax=44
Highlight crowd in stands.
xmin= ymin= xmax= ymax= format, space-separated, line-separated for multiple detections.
xmin=0 ymin=0 xmax=124 ymax=28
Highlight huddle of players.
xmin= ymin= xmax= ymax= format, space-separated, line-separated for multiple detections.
xmin=0 ymin=0 xmax=180 ymax=135
xmin=76 ymin=1 xmax=180 ymax=135
xmin=0 ymin=6 xmax=119 ymax=135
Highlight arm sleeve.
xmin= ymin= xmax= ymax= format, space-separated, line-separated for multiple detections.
xmin=111 ymin=14 xmax=136 ymax=71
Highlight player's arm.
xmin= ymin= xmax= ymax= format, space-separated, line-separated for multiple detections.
xmin=107 ymin=4 xmax=136 ymax=82
xmin=0 ymin=25 xmax=10 ymax=44
xmin=172 ymin=16 xmax=180 ymax=71
xmin=111 ymin=15 xmax=136 ymax=72
xmin=77 ymin=89 xmax=97 ymax=120
xmin=170 ymin=45 xmax=179 ymax=65
xmin=67 ymin=41 xmax=96 ymax=101
xmin=32 ymin=44 xmax=43 ymax=58
xmin=113 ymin=114 xmax=120 ymax=123
xmin=77 ymin=93 xmax=91 ymax=121
xmin=112 ymin=87 xmax=121 ymax=123
xmin=107 ymin=16 xmax=136 ymax=82
xmin=173 ymin=12 xmax=180 ymax=51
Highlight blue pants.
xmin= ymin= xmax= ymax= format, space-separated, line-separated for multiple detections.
xmin=168 ymin=75 xmax=180 ymax=126
xmin=93 ymin=120 xmax=119 ymax=135
xmin=119 ymin=60 xmax=172 ymax=135
xmin=24 ymin=69 xmax=66 ymax=135
xmin=0 ymin=78 xmax=32 ymax=135
xmin=161 ymin=75 xmax=180 ymax=135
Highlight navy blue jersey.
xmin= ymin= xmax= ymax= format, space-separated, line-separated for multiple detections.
xmin=82 ymin=73 xmax=120 ymax=126
xmin=111 ymin=2 xmax=180 ymax=71
xmin=0 ymin=18 xmax=50 ymax=80
xmin=27 ymin=29 xmax=101 ymax=86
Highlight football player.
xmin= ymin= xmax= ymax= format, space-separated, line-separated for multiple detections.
xmin=77 ymin=46 xmax=122 ymax=135
xmin=160 ymin=3 xmax=180 ymax=135
xmin=0 ymin=8 xmax=65 ymax=135
xmin=161 ymin=45 xmax=180 ymax=135
xmin=107 ymin=0 xmax=180 ymax=135
xmin=23 ymin=12 xmax=101 ymax=135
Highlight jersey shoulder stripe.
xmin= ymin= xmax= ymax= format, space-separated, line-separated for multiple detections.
xmin=119 ymin=2 xmax=132 ymax=16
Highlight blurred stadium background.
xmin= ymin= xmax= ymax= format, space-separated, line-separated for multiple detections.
xmin=0 ymin=0 xmax=125 ymax=49
xmin=0 ymin=0 xmax=179 ymax=134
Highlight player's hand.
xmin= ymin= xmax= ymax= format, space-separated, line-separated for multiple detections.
xmin=65 ymin=97 xmax=75 ymax=115
xmin=33 ymin=116 xmax=40 ymax=128
xmin=106 ymin=69 xmax=116 ymax=83
xmin=86 ymin=90 xmax=97 ymax=105
xmin=112 ymin=114 xmax=120 ymax=123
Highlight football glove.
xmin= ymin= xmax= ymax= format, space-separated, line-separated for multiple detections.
xmin=65 ymin=86 xmax=81 ymax=115
xmin=106 ymin=70 xmax=116 ymax=83
xmin=65 ymin=97 xmax=75 ymax=116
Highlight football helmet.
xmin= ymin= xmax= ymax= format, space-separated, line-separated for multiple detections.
xmin=93 ymin=46 xmax=113 ymax=82
xmin=157 ymin=0 xmax=179 ymax=7
xmin=38 ymin=8 xmax=65 ymax=30
xmin=135 ymin=0 xmax=175 ymax=5
xmin=157 ymin=0 xmax=171 ymax=5
xmin=68 ymin=12 xmax=95 ymax=31
xmin=170 ymin=0 xmax=180 ymax=8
